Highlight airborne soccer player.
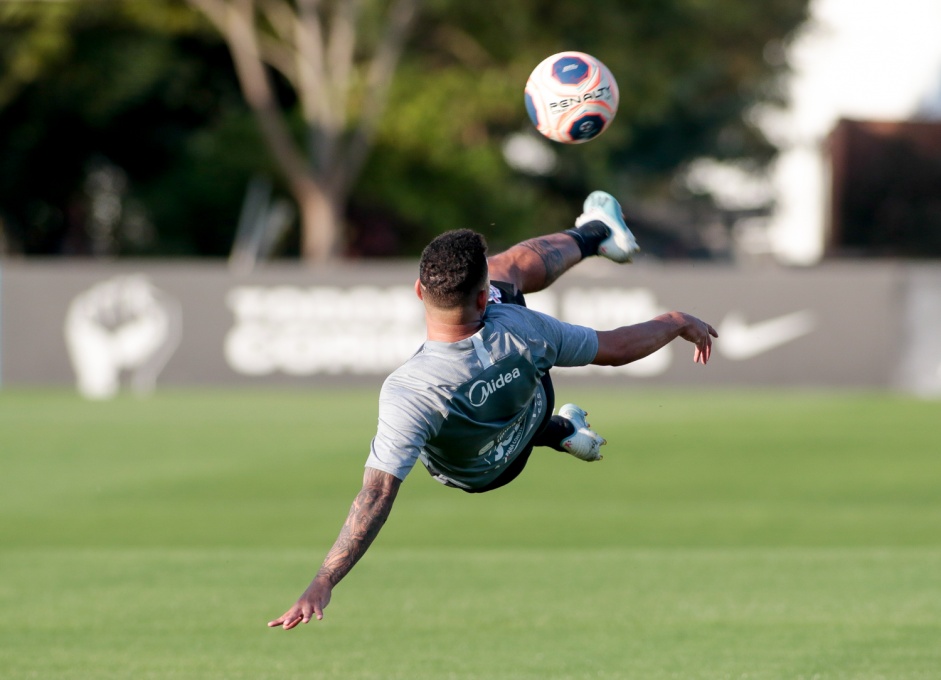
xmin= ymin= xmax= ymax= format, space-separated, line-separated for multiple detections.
xmin=269 ymin=191 xmax=718 ymax=629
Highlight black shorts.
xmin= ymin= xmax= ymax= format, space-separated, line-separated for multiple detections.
xmin=488 ymin=280 xmax=526 ymax=307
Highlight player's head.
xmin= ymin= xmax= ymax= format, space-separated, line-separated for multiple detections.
xmin=418 ymin=229 xmax=489 ymax=309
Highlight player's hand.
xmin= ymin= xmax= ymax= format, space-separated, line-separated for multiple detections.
xmin=267 ymin=578 xmax=333 ymax=630
xmin=679 ymin=314 xmax=718 ymax=365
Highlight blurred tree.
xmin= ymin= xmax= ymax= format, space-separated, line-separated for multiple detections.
xmin=0 ymin=0 xmax=269 ymax=256
xmin=370 ymin=0 xmax=813 ymax=255
xmin=0 ymin=0 xmax=812 ymax=260
xmin=184 ymin=0 xmax=419 ymax=261
xmin=186 ymin=0 xmax=812 ymax=257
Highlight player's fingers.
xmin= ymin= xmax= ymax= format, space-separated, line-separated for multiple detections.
xmin=695 ymin=336 xmax=711 ymax=364
xmin=268 ymin=607 xmax=302 ymax=629
xmin=267 ymin=614 xmax=289 ymax=628
xmin=282 ymin=613 xmax=304 ymax=630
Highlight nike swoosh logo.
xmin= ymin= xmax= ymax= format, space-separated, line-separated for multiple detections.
xmin=717 ymin=310 xmax=816 ymax=360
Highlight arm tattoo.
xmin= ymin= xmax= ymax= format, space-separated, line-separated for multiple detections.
xmin=317 ymin=469 xmax=400 ymax=586
xmin=520 ymin=238 xmax=568 ymax=287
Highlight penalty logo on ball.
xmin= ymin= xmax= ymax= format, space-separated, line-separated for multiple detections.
xmin=524 ymin=51 xmax=619 ymax=144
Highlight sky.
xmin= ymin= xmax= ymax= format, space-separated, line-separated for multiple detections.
xmin=760 ymin=0 xmax=941 ymax=264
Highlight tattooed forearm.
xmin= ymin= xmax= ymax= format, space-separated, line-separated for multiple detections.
xmin=519 ymin=238 xmax=569 ymax=287
xmin=316 ymin=469 xmax=401 ymax=586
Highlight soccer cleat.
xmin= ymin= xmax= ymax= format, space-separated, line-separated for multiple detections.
xmin=557 ymin=403 xmax=606 ymax=462
xmin=574 ymin=190 xmax=640 ymax=263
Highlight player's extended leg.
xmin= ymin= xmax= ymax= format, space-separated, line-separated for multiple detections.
xmin=531 ymin=403 xmax=606 ymax=462
xmin=487 ymin=191 xmax=641 ymax=296
xmin=486 ymin=233 xmax=582 ymax=296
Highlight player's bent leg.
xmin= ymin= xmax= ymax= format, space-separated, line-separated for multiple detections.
xmin=531 ymin=414 xmax=575 ymax=449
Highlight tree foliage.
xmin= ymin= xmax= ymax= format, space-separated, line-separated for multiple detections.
xmin=0 ymin=0 xmax=263 ymax=255
xmin=368 ymin=0 xmax=811 ymax=252
xmin=0 ymin=0 xmax=811 ymax=259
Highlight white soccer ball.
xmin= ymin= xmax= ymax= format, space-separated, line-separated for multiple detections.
xmin=524 ymin=51 xmax=619 ymax=144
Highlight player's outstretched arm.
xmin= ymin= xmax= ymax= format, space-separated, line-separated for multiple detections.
xmin=267 ymin=467 xmax=401 ymax=630
xmin=593 ymin=311 xmax=718 ymax=367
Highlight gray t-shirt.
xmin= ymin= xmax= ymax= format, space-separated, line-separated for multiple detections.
xmin=365 ymin=302 xmax=598 ymax=489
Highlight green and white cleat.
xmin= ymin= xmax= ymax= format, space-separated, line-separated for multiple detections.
xmin=558 ymin=403 xmax=606 ymax=462
xmin=575 ymin=190 xmax=640 ymax=263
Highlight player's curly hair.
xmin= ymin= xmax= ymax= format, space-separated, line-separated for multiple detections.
xmin=419 ymin=229 xmax=489 ymax=309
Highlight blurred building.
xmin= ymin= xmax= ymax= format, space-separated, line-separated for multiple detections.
xmin=826 ymin=118 xmax=941 ymax=258
xmin=758 ymin=0 xmax=941 ymax=265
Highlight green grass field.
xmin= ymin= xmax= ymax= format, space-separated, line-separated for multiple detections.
xmin=2 ymin=387 xmax=940 ymax=679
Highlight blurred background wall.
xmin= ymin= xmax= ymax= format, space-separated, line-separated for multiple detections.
xmin=3 ymin=260 xmax=940 ymax=397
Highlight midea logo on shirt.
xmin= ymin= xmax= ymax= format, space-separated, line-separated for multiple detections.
xmin=468 ymin=368 xmax=522 ymax=407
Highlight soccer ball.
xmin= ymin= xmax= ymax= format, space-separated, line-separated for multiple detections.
xmin=524 ymin=51 xmax=619 ymax=144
